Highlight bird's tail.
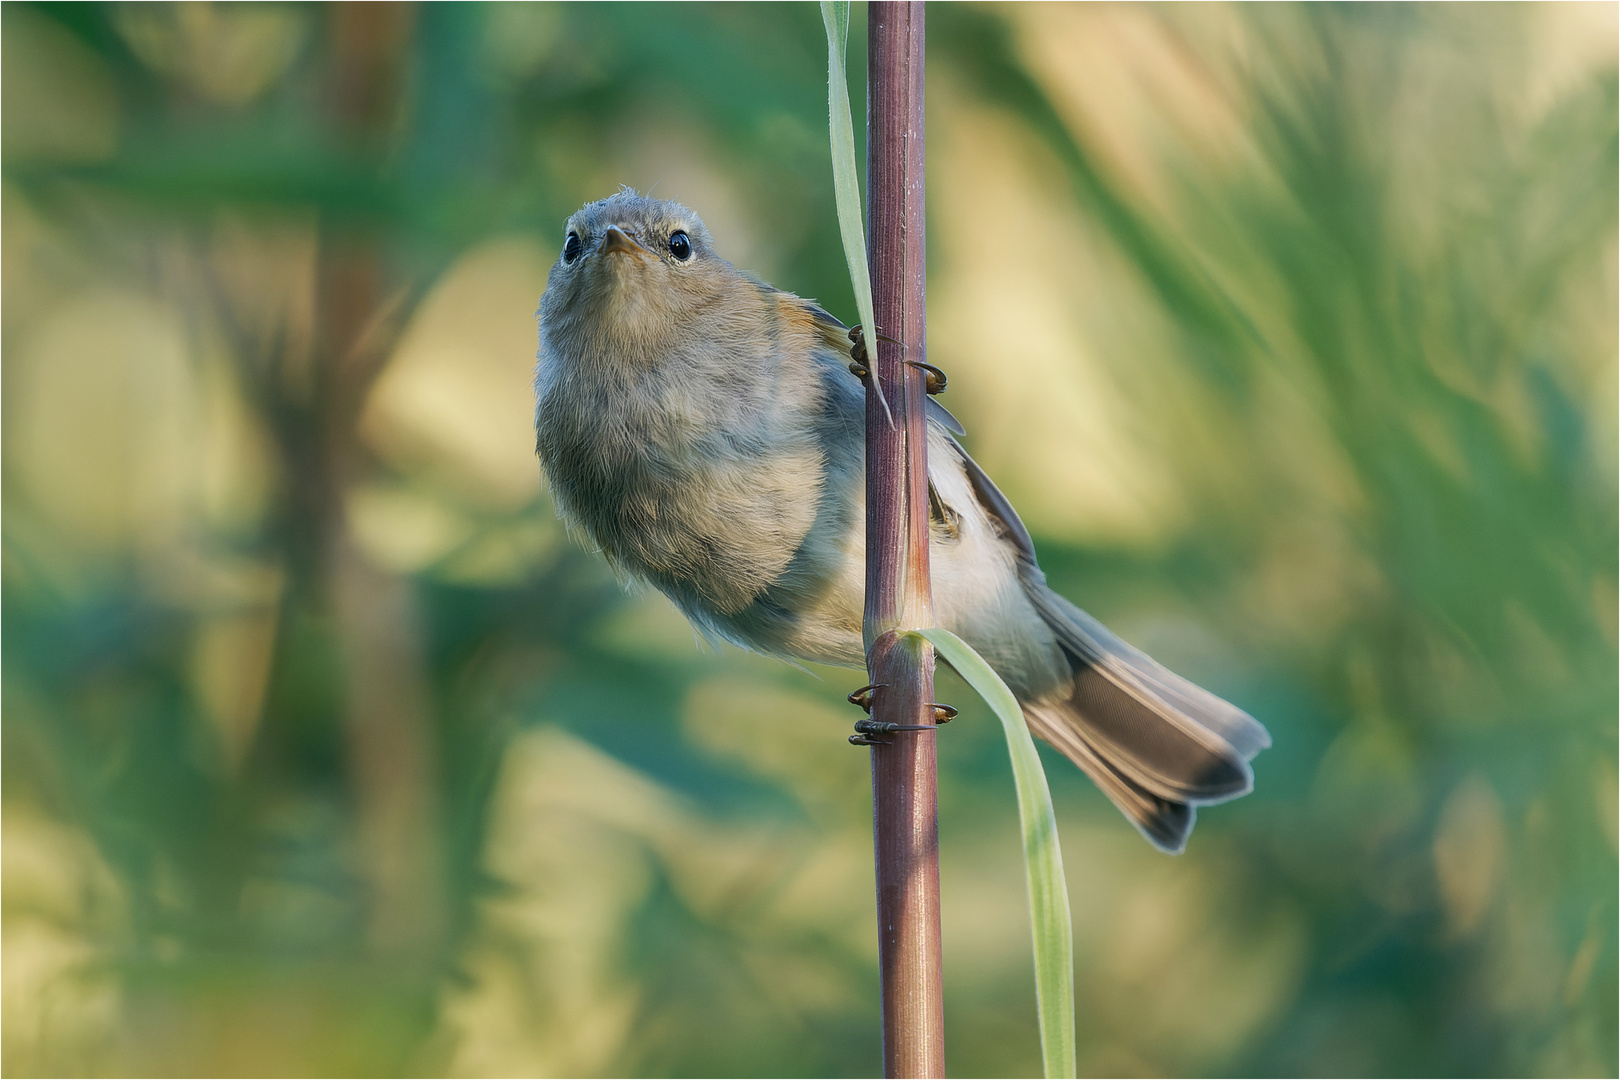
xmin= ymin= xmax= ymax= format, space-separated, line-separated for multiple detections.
xmin=1018 ymin=583 xmax=1270 ymax=853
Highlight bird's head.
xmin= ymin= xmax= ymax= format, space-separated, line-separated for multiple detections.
xmin=539 ymin=189 xmax=739 ymax=362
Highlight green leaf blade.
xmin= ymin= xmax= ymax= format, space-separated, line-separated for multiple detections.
xmin=914 ymin=627 xmax=1077 ymax=1080
xmin=819 ymin=0 xmax=890 ymax=425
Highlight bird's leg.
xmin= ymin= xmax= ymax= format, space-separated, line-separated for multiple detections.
xmin=847 ymin=682 xmax=887 ymax=744
xmin=848 ymin=718 xmax=946 ymax=746
xmin=846 ymin=325 xmax=903 ymax=382
xmin=847 ymin=327 xmax=870 ymax=381
xmin=845 ymin=683 xmax=956 ymax=746
xmin=846 ymin=326 xmax=947 ymax=397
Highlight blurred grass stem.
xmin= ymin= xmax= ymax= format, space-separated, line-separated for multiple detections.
xmin=321 ymin=2 xmax=447 ymax=956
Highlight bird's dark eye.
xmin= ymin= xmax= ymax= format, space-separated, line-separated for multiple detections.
xmin=563 ymin=232 xmax=582 ymax=264
xmin=668 ymin=231 xmax=692 ymax=262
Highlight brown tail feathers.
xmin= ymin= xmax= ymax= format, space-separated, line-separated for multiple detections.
xmin=1021 ymin=584 xmax=1270 ymax=853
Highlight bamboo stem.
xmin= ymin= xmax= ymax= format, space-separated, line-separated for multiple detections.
xmin=863 ymin=4 xmax=943 ymax=1077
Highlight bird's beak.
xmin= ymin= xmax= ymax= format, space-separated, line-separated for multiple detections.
xmin=599 ymin=226 xmax=649 ymax=258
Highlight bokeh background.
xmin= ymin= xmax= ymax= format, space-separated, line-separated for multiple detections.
xmin=3 ymin=3 xmax=1615 ymax=1076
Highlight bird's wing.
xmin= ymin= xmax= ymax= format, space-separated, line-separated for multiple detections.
xmin=927 ymin=398 xmax=966 ymax=436
xmin=934 ymin=427 xmax=1037 ymax=565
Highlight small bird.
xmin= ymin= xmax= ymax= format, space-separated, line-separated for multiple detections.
xmin=535 ymin=190 xmax=1268 ymax=852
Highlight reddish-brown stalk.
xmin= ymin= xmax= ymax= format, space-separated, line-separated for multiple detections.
xmin=863 ymin=4 xmax=944 ymax=1077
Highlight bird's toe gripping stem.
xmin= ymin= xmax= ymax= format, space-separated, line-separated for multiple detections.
xmin=846 ymin=326 xmax=948 ymax=396
xmin=846 ymin=684 xmax=957 ymax=746
xmin=846 ymin=325 xmax=885 ymax=382
xmin=909 ymin=360 xmax=948 ymax=395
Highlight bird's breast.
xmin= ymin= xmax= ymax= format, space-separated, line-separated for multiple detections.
xmin=535 ymin=359 xmax=827 ymax=617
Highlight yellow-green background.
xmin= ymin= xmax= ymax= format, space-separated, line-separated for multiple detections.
xmin=4 ymin=3 xmax=1615 ymax=1076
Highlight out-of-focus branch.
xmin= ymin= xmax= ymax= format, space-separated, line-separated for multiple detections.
xmin=319 ymin=1 xmax=446 ymax=955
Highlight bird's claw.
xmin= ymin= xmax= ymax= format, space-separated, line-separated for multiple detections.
xmin=846 ymin=328 xmax=947 ymax=397
xmin=856 ymin=718 xmax=936 ymax=736
xmin=848 ymin=327 xmax=872 ymax=381
xmin=848 ymin=324 xmax=901 ymax=349
xmin=848 ymin=717 xmax=933 ymax=746
xmin=907 ymin=360 xmax=948 ymax=396
xmin=846 ymin=325 xmax=903 ymax=383
xmin=847 ymin=683 xmax=882 ymax=713
xmin=845 ymin=687 xmax=955 ymax=747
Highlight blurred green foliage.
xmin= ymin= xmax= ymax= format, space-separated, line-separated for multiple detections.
xmin=3 ymin=3 xmax=1615 ymax=1077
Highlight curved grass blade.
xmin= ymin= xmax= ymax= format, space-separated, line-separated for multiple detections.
xmin=913 ymin=627 xmax=1077 ymax=1079
xmin=819 ymin=0 xmax=892 ymax=427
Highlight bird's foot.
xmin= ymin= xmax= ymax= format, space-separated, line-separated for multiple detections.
xmin=847 ymin=683 xmax=882 ymax=712
xmin=847 ymin=718 xmax=945 ymax=746
xmin=907 ymin=360 xmax=948 ymax=395
xmin=846 ymin=325 xmax=902 ymax=383
xmin=845 ymin=684 xmax=957 ymax=746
